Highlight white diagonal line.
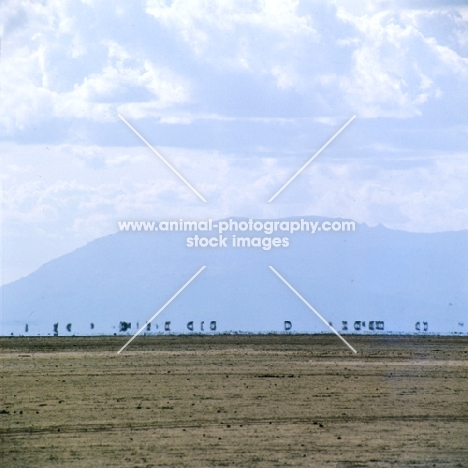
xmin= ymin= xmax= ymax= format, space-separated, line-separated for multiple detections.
xmin=268 ymin=115 xmax=356 ymax=203
xmin=269 ymin=266 xmax=357 ymax=354
xmin=118 ymin=114 xmax=207 ymax=203
xmin=117 ymin=266 xmax=206 ymax=354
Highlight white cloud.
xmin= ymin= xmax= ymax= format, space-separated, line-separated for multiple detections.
xmin=0 ymin=2 xmax=190 ymax=131
xmin=146 ymin=0 xmax=317 ymax=87
xmin=55 ymin=42 xmax=190 ymax=121
xmin=1 ymin=0 xmax=467 ymax=134
xmin=313 ymin=116 xmax=343 ymax=126
xmin=271 ymin=65 xmax=303 ymax=90
xmin=333 ymin=8 xmax=454 ymax=117
xmin=144 ymin=0 xmax=468 ymax=118
xmin=2 ymin=143 xmax=467 ymax=266
xmin=146 ymin=0 xmax=316 ymax=46
xmin=1 ymin=0 xmax=467 ymax=286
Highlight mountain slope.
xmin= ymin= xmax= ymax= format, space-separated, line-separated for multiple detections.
xmin=1 ymin=217 xmax=467 ymax=336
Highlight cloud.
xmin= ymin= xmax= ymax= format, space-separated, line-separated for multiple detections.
xmin=1 ymin=0 xmax=467 ymax=140
xmin=330 ymin=8 xmax=464 ymax=118
xmin=147 ymin=0 xmax=320 ymax=93
xmin=3 ymin=141 xmax=467 ymax=235
xmin=0 ymin=2 xmax=190 ymax=132
xmin=1 ymin=0 xmax=467 ymax=285
xmin=144 ymin=0 xmax=468 ymax=119
xmin=146 ymin=0 xmax=317 ymax=55
xmin=57 ymin=41 xmax=190 ymax=121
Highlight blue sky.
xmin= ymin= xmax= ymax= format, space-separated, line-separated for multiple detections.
xmin=1 ymin=0 xmax=468 ymax=283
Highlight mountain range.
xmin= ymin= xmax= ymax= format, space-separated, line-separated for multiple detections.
xmin=1 ymin=217 xmax=467 ymax=338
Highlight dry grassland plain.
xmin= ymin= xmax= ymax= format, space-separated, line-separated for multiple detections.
xmin=1 ymin=335 xmax=467 ymax=467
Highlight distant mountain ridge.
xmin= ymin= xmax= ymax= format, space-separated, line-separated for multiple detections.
xmin=1 ymin=217 xmax=467 ymax=337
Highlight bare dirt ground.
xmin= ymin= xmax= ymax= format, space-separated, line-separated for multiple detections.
xmin=1 ymin=335 xmax=467 ymax=467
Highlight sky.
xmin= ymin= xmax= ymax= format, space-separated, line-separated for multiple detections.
xmin=1 ymin=0 xmax=468 ymax=284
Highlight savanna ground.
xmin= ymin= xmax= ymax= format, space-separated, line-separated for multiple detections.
xmin=1 ymin=335 xmax=467 ymax=467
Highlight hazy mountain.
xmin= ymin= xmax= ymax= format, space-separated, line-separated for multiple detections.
xmin=1 ymin=217 xmax=467 ymax=337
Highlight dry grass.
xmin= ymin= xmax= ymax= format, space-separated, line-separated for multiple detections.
xmin=1 ymin=335 xmax=467 ymax=467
